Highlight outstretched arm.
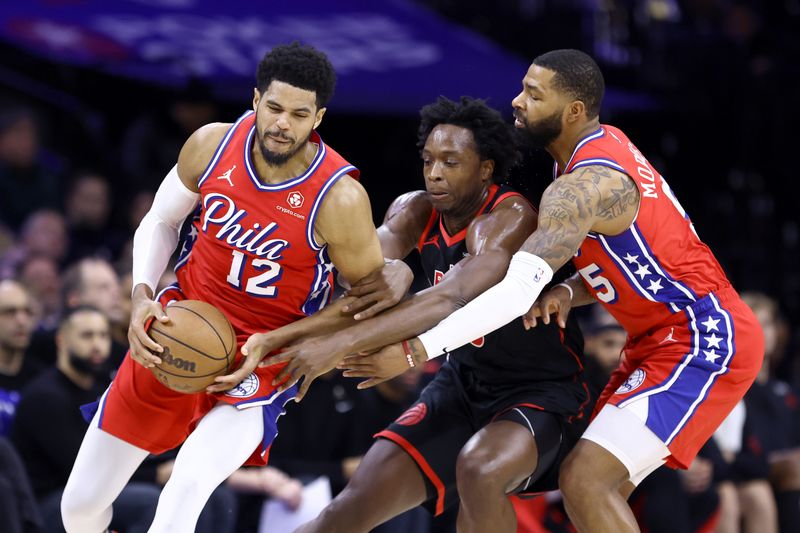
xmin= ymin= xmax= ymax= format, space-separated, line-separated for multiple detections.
xmin=412 ymin=165 xmax=639 ymax=359
xmin=266 ymin=193 xmax=537 ymax=386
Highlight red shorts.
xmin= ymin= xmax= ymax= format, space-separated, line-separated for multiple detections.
xmin=88 ymin=284 xmax=297 ymax=466
xmin=594 ymin=287 xmax=764 ymax=469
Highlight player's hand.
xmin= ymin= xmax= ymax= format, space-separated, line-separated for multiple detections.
xmin=339 ymin=341 xmax=410 ymax=389
xmin=262 ymin=336 xmax=345 ymax=402
xmin=127 ymin=285 xmax=169 ymax=368
xmin=207 ymin=331 xmax=285 ymax=393
xmin=342 ymin=259 xmax=413 ymax=320
xmin=523 ymin=285 xmax=572 ymax=330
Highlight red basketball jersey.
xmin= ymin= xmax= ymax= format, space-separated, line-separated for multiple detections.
xmin=564 ymin=125 xmax=730 ymax=337
xmin=173 ymin=111 xmax=359 ymax=335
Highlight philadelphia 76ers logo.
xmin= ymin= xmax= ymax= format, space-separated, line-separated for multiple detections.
xmin=225 ymin=373 xmax=260 ymax=398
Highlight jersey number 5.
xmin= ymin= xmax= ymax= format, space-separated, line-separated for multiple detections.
xmin=578 ymin=263 xmax=617 ymax=303
xmin=226 ymin=250 xmax=282 ymax=297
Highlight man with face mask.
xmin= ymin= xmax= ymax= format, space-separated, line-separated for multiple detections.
xmin=11 ymin=306 xmax=162 ymax=532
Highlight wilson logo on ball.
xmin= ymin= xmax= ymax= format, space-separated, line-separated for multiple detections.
xmin=162 ymin=350 xmax=197 ymax=373
xmin=287 ymin=191 xmax=304 ymax=209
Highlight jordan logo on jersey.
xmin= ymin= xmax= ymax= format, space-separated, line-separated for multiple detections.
xmin=659 ymin=327 xmax=678 ymax=344
xmin=434 ymin=269 xmax=484 ymax=348
xmin=202 ymin=193 xmax=290 ymax=259
xmin=216 ymin=165 xmax=236 ymax=186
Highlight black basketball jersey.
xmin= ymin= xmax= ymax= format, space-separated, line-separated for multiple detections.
xmin=417 ymin=184 xmax=587 ymax=415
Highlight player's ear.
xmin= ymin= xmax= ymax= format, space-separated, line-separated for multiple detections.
xmin=566 ymin=100 xmax=586 ymax=124
xmin=252 ymin=88 xmax=261 ymax=112
xmin=314 ymin=107 xmax=326 ymax=129
xmin=480 ymin=160 xmax=494 ymax=183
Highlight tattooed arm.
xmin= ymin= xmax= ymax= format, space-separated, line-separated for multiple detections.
xmin=519 ymin=165 xmax=639 ymax=268
xmin=408 ymin=165 xmax=639 ymax=359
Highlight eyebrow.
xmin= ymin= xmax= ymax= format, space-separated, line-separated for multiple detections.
xmin=422 ymin=149 xmax=460 ymax=155
xmin=266 ymin=99 xmax=313 ymax=114
xmin=525 ymin=80 xmax=545 ymax=92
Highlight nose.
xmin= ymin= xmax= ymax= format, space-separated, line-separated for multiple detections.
xmin=275 ymin=113 xmax=290 ymax=130
xmin=511 ymin=92 xmax=524 ymax=111
xmin=426 ymin=161 xmax=444 ymax=181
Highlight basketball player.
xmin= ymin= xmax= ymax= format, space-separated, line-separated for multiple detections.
xmin=241 ymin=96 xmax=590 ymax=532
xmin=60 ymin=43 xmax=409 ymax=533
xmin=362 ymin=50 xmax=763 ymax=532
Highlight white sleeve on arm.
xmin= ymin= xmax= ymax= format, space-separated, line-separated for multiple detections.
xmin=132 ymin=165 xmax=200 ymax=294
xmin=417 ymin=251 xmax=553 ymax=358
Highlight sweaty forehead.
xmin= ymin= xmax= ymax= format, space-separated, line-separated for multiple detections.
xmin=425 ymin=124 xmax=478 ymax=155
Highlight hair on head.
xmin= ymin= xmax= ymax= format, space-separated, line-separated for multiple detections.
xmin=256 ymin=42 xmax=336 ymax=108
xmin=417 ymin=96 xmax=520 ymax=182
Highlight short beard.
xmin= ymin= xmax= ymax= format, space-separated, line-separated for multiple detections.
xmin=517 ymin=109 xmax=563 ymax=149
xmin=68 ymin=352 xmax=108 ymax=380
xmin=256 ymin=130 xmax=312 ymax=166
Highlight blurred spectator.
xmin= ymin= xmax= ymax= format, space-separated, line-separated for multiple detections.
xmin=120 ymin=82 xmax=219 ymax=193
xmin=9 ymin=210 xmax=69 ymax=268
xmin=269 ymin=371 xmax=360 ymax=495
xmin=741 ymin=292 xmax=800 ymax=532
xmin=0 ymin=436 xmax=42 ymax=533
xmin=267 ymin=369 xmax=430 ymax=533
xmin=17 ymin=256 xmax=61 ymax=332
xmin=116 ymin=189 xmax=157 ymax=275
xmin=63 ymin=171 xmax=125 ymax=264
xmin=0 ymin=280 xmax=41 ymax=437
xmin=26 ymin=258 xmax=126 ymax=376
xmin=0 ymin=105 xmax=61 ymax=231
xmin=581 ymin=313 xmax=627 ymax=402
xmin=11 ymin=305 xmax=161 ymax=533
xmin=713 ymin=397 xmax=778 ymax=533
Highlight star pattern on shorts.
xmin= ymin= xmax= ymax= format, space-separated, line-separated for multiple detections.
xmin=705 ymin=333 xmax=723 ymax=350
xmin=634 ymin=263 xmax=652 ymax=279
xmin=624 ymin=253 xmax=639 ymax=264
xmin=703 ymin=349 xmax=721 ymax=363
xmin=701 ymin=316 xmax=720 ymax=332
xmin=647 ymin=278 xmax=663 ymax=294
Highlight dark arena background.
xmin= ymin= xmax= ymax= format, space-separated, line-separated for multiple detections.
xmin=0 ymin=1 xmax=798 ymax=532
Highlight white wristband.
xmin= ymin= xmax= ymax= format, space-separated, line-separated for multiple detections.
xmin=555 ymin=282 xmax=574 ymax=301
xmin=417 ymin=251 xmax=553 ymax=359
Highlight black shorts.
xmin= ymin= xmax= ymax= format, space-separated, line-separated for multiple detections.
xmin=375 ymin=362 xmax=586 ymax=515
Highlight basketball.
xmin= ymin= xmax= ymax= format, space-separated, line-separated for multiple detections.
xmin=147 ymin=300 xmax=237 ymax=393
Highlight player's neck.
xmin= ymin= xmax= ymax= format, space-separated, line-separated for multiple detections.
xmin=441 ymin=186 xmax=489 ymax=236
xmin=0 ymin=348 xmax=23 ymax=375
xmin=251 ymin=141 xmax=319 ymax=185
xmin=548 ymin=120 xmax=601 ymax=170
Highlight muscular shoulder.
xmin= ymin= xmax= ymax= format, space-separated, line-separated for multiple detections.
xmin=314 ymin=174 xmax=373 ymax=243
xmin=549 ymin=165 xmax=639 ymax=232
xmin=466 ymin=194 xmax=537 ymax=255
xmin=176 ymin=122 xmax=232 ymax=185
xmin=322 ymin=174 xmax=370 ymax=211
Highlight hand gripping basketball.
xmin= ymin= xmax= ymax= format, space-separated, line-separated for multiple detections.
xmin=128 ymin=289 xmax=169 ymax=369
xmin=207 ymin=331 xmax=282 ymax=393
